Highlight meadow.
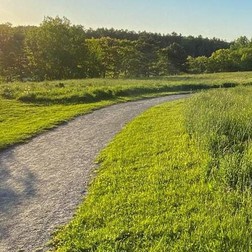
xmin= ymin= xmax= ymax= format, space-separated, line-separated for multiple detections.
xmin=2 ymin=72 xmax=252 ymax=250
xmin=1 ymin=71 xmax=252 ymax=150
xmin=51 ymin=86 xmax=252 ymax=251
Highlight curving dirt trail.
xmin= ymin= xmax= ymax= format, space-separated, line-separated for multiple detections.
xmin=0 ymin=94 xmax=187 ymax=251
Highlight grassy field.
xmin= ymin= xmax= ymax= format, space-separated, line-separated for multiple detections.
xmin=185 ymin=87 xmax=252 ymax=191
xmin=2 ymin=71 xmax=252 ymax=103
xmin=2 ymin=71 xmax=252 ymax=150
xmin=0 ymin=98 xmax=118 ymax=150
xmin=51 ymin=86 xmax=252 ymax=251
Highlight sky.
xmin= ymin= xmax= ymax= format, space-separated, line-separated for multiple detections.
xmin=0 ymin=0 xmax=252 ymax=41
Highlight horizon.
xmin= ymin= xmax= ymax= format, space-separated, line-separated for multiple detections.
xmin=1 ymin=0 xmax=252 ymax=42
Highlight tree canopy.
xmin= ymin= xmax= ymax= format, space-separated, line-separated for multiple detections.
xmin=0 ymin=16 xmax=232 ymax=81
xmin=187 ymin=36 xmax=252 ymax=74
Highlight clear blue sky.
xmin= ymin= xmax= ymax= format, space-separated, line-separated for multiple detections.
xmin=0 ymin=0 xmax=252 ymax=41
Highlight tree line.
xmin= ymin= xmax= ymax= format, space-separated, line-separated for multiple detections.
xmin=187 ymin=36 xmax=252 ymax=73
xmin=0 ymin=16 xmax=230 ymax=81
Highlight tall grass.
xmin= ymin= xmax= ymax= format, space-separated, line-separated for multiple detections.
xmin=51 ymin=91 xmax=252 ymax=251
xmin=185 ymin=87 xmax=252 ymax=191
xmin=1 ymin=71 xmax=252 ymax=104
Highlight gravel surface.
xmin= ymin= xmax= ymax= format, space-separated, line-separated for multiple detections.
xmin=0 ymin=94 xmax=187 ymax=251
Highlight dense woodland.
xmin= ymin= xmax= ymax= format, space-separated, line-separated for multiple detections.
xmin=1 ymin=16 xmax=249 ymax=81
xmin=188 ymin=36 xmax=252 ymax=73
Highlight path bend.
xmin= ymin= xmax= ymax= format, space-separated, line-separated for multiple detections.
xmin=0 ymin=94 xmax=187 ymax=251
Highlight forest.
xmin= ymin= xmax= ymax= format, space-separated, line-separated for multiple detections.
xmin=0 ymin=16 xmax=231 ymax=81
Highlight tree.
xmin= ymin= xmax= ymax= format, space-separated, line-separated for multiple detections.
xmin=25 ymin=16 xmax=88 ymax=80
xmin=86 ymin=37 xmax=122 ymax=78
xmin=187 ymin=56 xmax=209 ymax=73
xmin=135 ymin=36 xmax=159 ymax=77
xmin=120 ymin=40 xmax=141 ymax=78
xmin=209 ymin=49 xmax=239 ymax=72
xmin=85 ymin=38 xmax=104 ymax=77
xmin=86 ymin=37 xmax=142 ymax=78
xmin=230 ymin=36 xmax=250 ymax=50
xmin=0 ymin=23 xmax=27 ymax=81
xmin=0 ymin=16 xmax=232 ymax=80
xmin=239 ymin=47 xmax=252 ymax=71
xmin=157 ymin=43 xmax=187 ymax=74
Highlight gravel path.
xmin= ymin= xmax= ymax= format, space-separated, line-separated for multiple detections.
xmin=0 ymin=94 xmax=187 ymax=251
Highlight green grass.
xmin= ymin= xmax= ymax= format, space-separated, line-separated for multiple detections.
xmin=2 ymin=71 xmax=252 ymax=150
xmin=2 ymin=71 xmax=252 ymax=104
xmin=185 ymin=87 xmax=252 ymax=191
xmin=0 ymin=98 xmax=116 ymax=149
xmin=50 ymin=87 xmax=252 ymax=251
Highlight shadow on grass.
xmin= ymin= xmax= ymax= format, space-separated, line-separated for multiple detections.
xmin=115 ymin=82 xmax=237 ymax=96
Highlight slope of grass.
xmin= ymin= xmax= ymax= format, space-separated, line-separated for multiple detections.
xmin=2 ymin=71 xmax=252 ymax=104
xmin=51 ymin=88 xmax=252 ymax=251
xmin=2 ymin=71 xmax=252 ymax=151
